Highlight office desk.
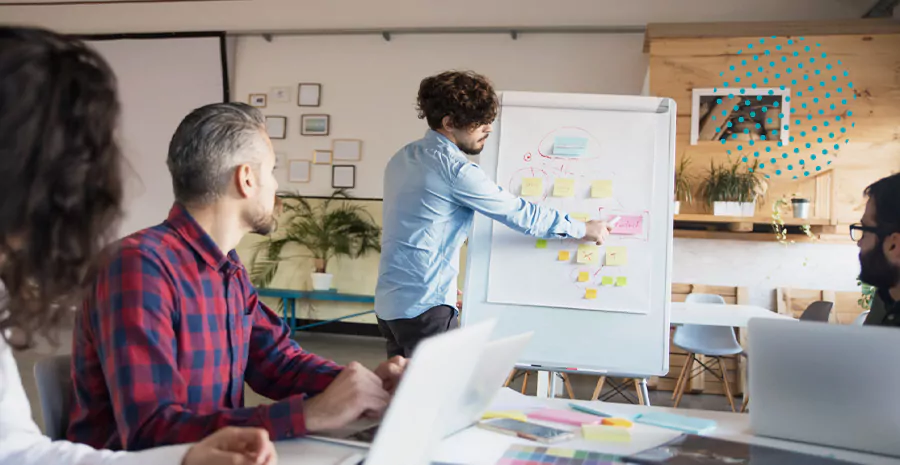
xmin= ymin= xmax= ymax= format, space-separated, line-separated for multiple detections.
xmin=274 ymin=389 xmax=899 ymax=465
xmin=257 ymin=288 xmax=375 ymax=334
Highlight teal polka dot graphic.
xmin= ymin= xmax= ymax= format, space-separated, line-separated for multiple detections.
xmin=712 ymin=36 xmax=854 ymax=176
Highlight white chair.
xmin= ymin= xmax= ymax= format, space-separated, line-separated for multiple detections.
xmin=671 ymin=293 xmax=744 ymax=412
xmin=33 ymin=354 xmax=72 ymax=440
xmin=852 ymin=311 xmax=870 ymax=326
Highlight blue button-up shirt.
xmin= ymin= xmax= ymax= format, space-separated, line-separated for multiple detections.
xmin=375 ymin=130 xmax=586 ymax=320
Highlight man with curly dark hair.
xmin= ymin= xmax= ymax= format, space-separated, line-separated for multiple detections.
xmin=375 ymin=70 xmax=611 ymax=357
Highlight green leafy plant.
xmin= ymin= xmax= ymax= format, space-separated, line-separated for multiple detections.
xmin=250 ymin=189 xmax=381 ymax=288
xmin=675 ymin=156 xmax=694 ymax=205
xmin=858 ymin=279 xmax=876 ymax=311
xmin=771 ymin=195 xmax=815 ymax=244
xmin=698 ymin=159 xmax=765 ymax=209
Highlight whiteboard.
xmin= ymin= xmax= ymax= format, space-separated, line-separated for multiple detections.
xmin=462 ymin=91 xmax=676 ymax=377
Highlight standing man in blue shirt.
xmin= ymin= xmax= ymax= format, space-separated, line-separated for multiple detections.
xmin=375 ymin=71 xmax=611 ymax=357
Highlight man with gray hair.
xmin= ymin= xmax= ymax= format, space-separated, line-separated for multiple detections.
xmin=69 ymin=102 xmax=406 ymax=450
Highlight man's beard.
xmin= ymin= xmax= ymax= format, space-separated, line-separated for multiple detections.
xmin=859 ymin=240 xmax=900 ymax=290
xmin=244 ymin=205 xmax=276 ymax=236
xmin=459 ymin=136 xmax=488 ymax=155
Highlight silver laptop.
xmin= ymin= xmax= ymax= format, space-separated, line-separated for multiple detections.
xmin=749 ymin=318 xmax=900 ymax=457
xmin=310 ymin=319 xmax=500 ymax=465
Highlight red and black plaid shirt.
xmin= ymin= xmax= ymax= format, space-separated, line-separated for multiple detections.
xmin=68 ymin=204 xmax=342 ymax=450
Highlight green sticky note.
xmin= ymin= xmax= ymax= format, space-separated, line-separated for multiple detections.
xmin=601 ymin=276 xmax=614 ymax=286
xmin=616 ymin=276 xmax=628 ymax=287
xmin=536 ymin=239 xmax=548 ymax=249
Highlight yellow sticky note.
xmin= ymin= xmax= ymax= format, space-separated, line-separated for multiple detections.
xmin=553 ymin=178 xmax=575 ymax=197
xmin=577 ymin=272 xmax=590 ymax=283
xmin=585 ymin=289 xmax=597 ymax=300
xmin=606 ymin=246 xmax=627 ymax=266
xmin=482 ymin=410 xmax=527 ymax=422
xmin=536 ymin=239 xmax=548 ymax=249
xmin=571 ymin=213 xmax=590 ymax=222
xmin=591 ymin=180 xmax=613 ymax=198
xmin=547 ymin=448 xmax=577 ymax=458
xmin=577 ymin=244 xmax=600 ymax=265
xmin=582 ymin=424 xmax=631 ymax=443
xmin=602 ymin=417 xmax=634 ymax=428
xmin=601 ymin=276 xmax=614 ymax=286
xmin=558 ymin=251 xmax=571 ymax=261
xmin=521 ymin=177 xmax=543 ymax=197
xmin=616 ymin=276 xmax=628 ymax=287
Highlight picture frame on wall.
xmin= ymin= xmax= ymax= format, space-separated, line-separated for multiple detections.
xmin=690 ymin=87 xmax=791 ymax=145
xmin=249 ymin=93 xmax=267 ymax=108
xmin=313 ymin=149 xmax=332 ymax=165
xmin=265 ymin=116 xmax=287 ymax=139
xmin=298 ymin=83 xmax=321 ymax=107
xmin=301 ymin=114 xmax=330 ymax=136
xmin=289 ymin=160 xmax=311 ymax=183
xmin=332 ymin=165 xmax=356 ymax=189
xmin=270 ymin=86 xmax=291 ymax=103
xmin=332 ymin=139 xmax=362 ymax=162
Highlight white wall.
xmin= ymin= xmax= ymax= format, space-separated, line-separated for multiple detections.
xmin=234 ymin=33 xmax=648 ymax=198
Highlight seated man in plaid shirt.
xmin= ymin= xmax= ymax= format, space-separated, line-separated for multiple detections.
xmin=67 ymin=102 xmax=406 ymax=451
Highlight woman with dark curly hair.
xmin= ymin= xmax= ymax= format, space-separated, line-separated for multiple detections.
xmin=374 ymin=70 xmax=613 ymax=357
xmin=0 ymin=26 xmax=276 ymax=465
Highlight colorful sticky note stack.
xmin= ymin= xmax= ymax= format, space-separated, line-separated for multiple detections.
xmin=482 ymin=410 xmax=528 ymax=422
xmin=553 ymin=178 xmax=576 ymax=197
xmin=591 ymin=180 xmax=613 ymax=198
xmin=602 ymin=417 xmax=633 ymax=428
xmin=605 ymin=246 xmax=627 ymax=266
xmin=585 ymin=289 xmax=597 ymax=300
xmin=577 ymin=272 xmax=590 ymax=283
xmin=536 ymin=239 xmax=548 ymax=249
xmin=616 ymin=277 xmax=628 ymax=287
xmin=601 ymin=276 xmax=614 ymax=286
xmin=521 ymin=177 xmax=543 ymax=197
xmin=558 ymin=251 xmax=571 ymax=261
xmin=582 ymin=424 xmax=631 ymax=443
xmin=577 ymin=244 xmax=600 ymax=265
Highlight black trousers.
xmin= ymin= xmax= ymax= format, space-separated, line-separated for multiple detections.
xmin=376 ymin=305 xmax=459 ymax=358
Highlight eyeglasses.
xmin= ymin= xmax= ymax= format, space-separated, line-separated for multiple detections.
xmin=850 ymin=223 xmax=880 ymax=241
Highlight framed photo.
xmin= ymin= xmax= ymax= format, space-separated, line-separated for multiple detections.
xmin=332 ymin=139 xmax=362 ymax=162
xmin=269 ymin=86 xmax=291 ymax=103
xmin=289 ymin=160 xmax=311 ymax=183
xmin=313 ymin=149 xmax=332 ymax=165
xmin=265 ymin=116 xmax=286 ymax=139
xmin=249 ymin=93 xmax=267 ymax=108
xmin=332 ymin=165 xmax=356 ymax=189
xmin=691 ymin=87 xmax=791 ymax=145
xmin=298 ymin=83 xmax=321 ymax=107
xmin=301 ymin=114 xmax=330 ymax=136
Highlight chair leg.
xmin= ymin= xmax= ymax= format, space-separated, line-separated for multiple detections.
xmin=633 ymin=379 xmax=645 ymax=405
xmin=673 ymin=354 xmax=695 ymax=409
xmin=740 ymin=395 xmax=750 ymax=413
xmin=717 ymin=357 xmax=737 ymax=413
xmin=671 ymin=352 xmax=692 ymax=400
xmin=562 ymin=374 xmax=576 ymax=400
xmin=521 ymin=372 xmax=529 ymax=395
xmin=504 ymin=369 xmax=516 ymax=388
xmin=591 ymin=376 xmax=607 ymax=401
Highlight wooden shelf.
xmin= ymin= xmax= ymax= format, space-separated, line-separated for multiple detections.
xmin=674 ymin=214 xmax=831 ymax=227
xmin=674 ymin=229 xmax=852 ymax=244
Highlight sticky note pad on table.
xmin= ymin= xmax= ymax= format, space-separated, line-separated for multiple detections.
xmin=570 ymin=212 xmax=590 ymax=222
xmin=591 ymin=180 xmax=613 ymax=198
xmin=577 ymin=244 xmax=600 ymax=265
xmin=521 ymin=177 xmax=543 ymax=197
xmin=528 ymin=408 xmax=602 ymax=426
xmin=605 ymin=246 xmax=627 ymax=266
xmin=577 ymin=272 xmax=590 ymax=283
xmin=558 ymin=251 xmax=571 ymax=261
xmin=552 ymin=178 xmax=575 ymax=197
xmin=582 ymin=424 xmax=631 ymax=443
xmin=601 ymin=276 xmax=614 ymax=286
xmin=481 ymin=410 xmax=527 ymax=422
xmin=602 ymin=417 xmax=633 ymax=428
xmin=585 ymin=289 xmax=597 ymax=300
xmin=536 ymin=239 xmax=548 ymax=249
xmin=616 ymin=277 xmax=628 ymax=287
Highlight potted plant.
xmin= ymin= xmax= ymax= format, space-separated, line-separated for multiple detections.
xmin=699 ymin=159 xmax=764 ymax=216
xmin=791 ymin=197 xmax=811 ymax=219
xmin=250 ymin=190 xmax=381 ymax=291
xmin=674 ymin=156 xmax=694 ymax=215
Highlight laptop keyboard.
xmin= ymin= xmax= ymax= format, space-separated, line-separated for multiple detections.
xmin=347 ymin=424 xmax=380 ymax=443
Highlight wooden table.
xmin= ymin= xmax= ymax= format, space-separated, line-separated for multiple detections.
xmin=671 ymin=302 xmax=796 ymax=327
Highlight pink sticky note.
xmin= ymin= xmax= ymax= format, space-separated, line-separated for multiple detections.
xmin=527 ymin=408 xmax=603 ymax=426
xmin=610 ymin=215 xmax=643 ymax=235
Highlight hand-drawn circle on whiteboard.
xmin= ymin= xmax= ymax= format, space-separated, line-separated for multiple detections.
xmin=523 ymin=152 xmax=532 ymax=162
xmin=569 ymin=266 xmax=600 ymax=290
xmin=537 ymin=127 xmax=602 ymax=160
xmin=508 ymin=167 xmax=550 ymax=201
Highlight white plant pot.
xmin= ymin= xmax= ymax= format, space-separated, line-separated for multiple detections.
xmin=713 ymin=201 xmax=737 ymax=216
xmin=311 ymin=272 xmax=333 ymax=291
xmin=740 ymin=201 xmax=756 ymax=217
xmin=673 ymin=200 xmax=681 ymax=215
